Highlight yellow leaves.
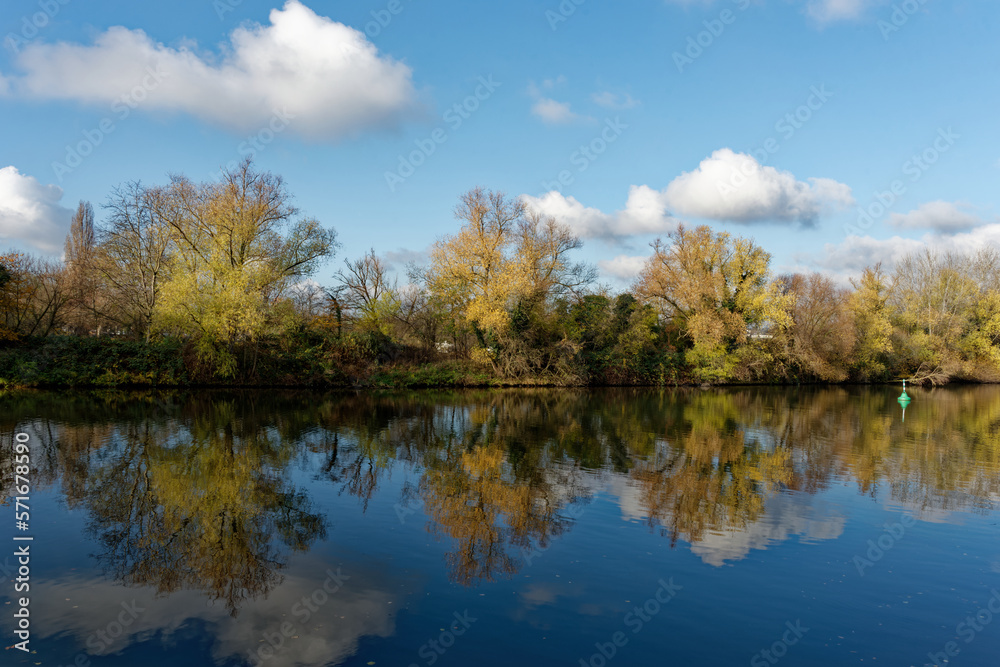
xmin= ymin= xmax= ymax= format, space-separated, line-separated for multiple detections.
xmin=636 ymin=225 xmax=787 ymax=382
xmin=426 ymin=188 xmax=586 ymax=347
xmin=849 ymin=265 xmax=895 ymax=380
xmin=147 ymin=160 xmax=335 ymax=374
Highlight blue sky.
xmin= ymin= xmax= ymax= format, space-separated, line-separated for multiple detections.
xmin=1 ymin=0 xmax=997 ymax=288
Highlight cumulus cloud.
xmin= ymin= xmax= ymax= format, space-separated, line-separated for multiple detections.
xmin=28 ymin=556 xmax=399 ymax=667
xmin=531 ymin=98 xmax=581 ymax=124
xmin=663 ymin=149 xmax=854 ymax=225
xmin=591 ymin=91 xmax=640 ymax=110
xmin=0 ymin=166 xmax=73 ymax=254
xmin=1 ymin=0 xmax=421 ymax=141
xmin=689 ymin=493 xmax=845 ymax=567
xmin=888 ymin=201 xmax=991 ymax=233
xmin=598 ymin=254 xmax=649 ymax=282
xmin=522 ymin=185 xmax=678 ymax=242
xmin=527 ymin=77 xmax=590 ymax=125
xmin=801 ymin=224 xmax=1000 ymax=283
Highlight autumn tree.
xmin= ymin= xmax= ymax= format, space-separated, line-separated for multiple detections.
xmin=890 ymin=249 xmax=1000 ymax=382
xmin=426 ymin=188 xmax=526 ymax=342
xmin=94 ymin=183 xmax=172 ymax=338
xmin=636 ymin=225 xmax=791 ymax=382
xmin=849 ymin=264 xmax=895 ymax=381
xmin=0 ymin=252 xmax=68 ymax=337
xmin=154 ymin=158 xmax=338 ymax=375
xmin=333 ymin=249 xmax=399 ymax=334
xmin=425 ymin=187 xmax=593 ymax=374
xmin=63 ymin=201 xmax=100 ymax=334
xmin=780 ymin=273 xmax=855 ymax=381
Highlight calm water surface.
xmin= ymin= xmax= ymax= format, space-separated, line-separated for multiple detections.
xmin=1 ymin=387 xmax=999 ymax=666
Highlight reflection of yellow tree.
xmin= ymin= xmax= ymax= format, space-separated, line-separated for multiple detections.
xmin=844 ymin=388 xmax=1000 ymax=511
xmin=631 ymin=391 xmax=792 ymax=544
xmin=4 ymin=385 xmax=1000 ymax=596
xmin=421 ymin=442 xmax=569 ymax=586
xmin=82 ymin=413 xmax=326 ymax=616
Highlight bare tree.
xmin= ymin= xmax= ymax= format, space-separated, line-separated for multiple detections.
xmin=63 ymin=201 xmax=100 ymax=334
xmin=96 ymin=182 xmax=172 ymax=339
xmin=333 ymin=249 xmax=397 ymax=319
xmin=0 ymin=252 xmax=69 ymax=336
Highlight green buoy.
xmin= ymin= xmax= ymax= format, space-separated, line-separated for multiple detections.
xmin=898 ymin=379 xmax=912 ymax=422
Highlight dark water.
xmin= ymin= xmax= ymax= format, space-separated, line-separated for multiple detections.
xmin=1 ymin=386 xmax=999 ymax=667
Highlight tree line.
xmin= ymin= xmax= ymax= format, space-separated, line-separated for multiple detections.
xmin=2 ymin=159 xmax=999 ymax=385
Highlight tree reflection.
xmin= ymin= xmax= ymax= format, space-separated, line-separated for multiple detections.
xmin=58 ymin=395 xmax=327 ymax=616
xmin=2 ymin=385 xmax=999 ymax=597
xmin=421 ymin=440 xmax=573 ymax=585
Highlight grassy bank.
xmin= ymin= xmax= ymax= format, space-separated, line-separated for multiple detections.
xmin=0 ymin=336 xmax=590 ymax=389
xmin=2 ymin=335 xmax=994 ymax=389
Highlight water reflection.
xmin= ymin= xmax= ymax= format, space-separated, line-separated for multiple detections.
xmin=4 ymin=385 xmax=1000 ymax=613
xmin=26 ymin=557 xmax=399 ymax=667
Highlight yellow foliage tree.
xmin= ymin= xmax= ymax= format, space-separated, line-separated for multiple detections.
xmin=849 ymin=264 xmax=895 ymax=381
xmin=426 ymin=188 xmax=590 ymax=370
xmin=636 ymin=225 xmax=791 ymax=382
xmin=154 ymin=158 xmax=337 ymax=375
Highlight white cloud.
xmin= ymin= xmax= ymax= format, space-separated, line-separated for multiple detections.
xmin=802 ymin=225 xmax=1000 ymax=282
xmin=661 ymin=0 xmax=885 ymax=24
xmin=888 ymin=201 xmax=990 ymax=233
xmin=538 ymin=76 xmax=567 ymax=91
xmin=598 ymin=254 xmax=649 ymax=281
xmin=689 ymin=493 xmax=845 ymax=567
xmin=591 ymin=91 xmax=640 ymax=110
xmin=383 ymin=247 xmax=430 ymax=271
xmin=28 ymin=557 xmax=399 ymax=667
xmin=806 ymin=0 xmax=884 ymax=23
xmin=663 ymin=148 xmax=854 ymax=225
xmin=527 ymin=77 xmax=590 ymax=125
xmin=0 ymin=166 xmax=73 ymax=254
xmin=531 ymin=98 xmax=581 ymax=125
xmin=522 ymin=185 xmax=678 ymax=242
xmin=1 ymin=0 xmax=421 ymax=141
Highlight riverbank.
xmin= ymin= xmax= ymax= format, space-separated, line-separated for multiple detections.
xmin=1 ymin=335 xmax=995 ymax=389
xmin=0 ymin=335 xmax=571 ymax=389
